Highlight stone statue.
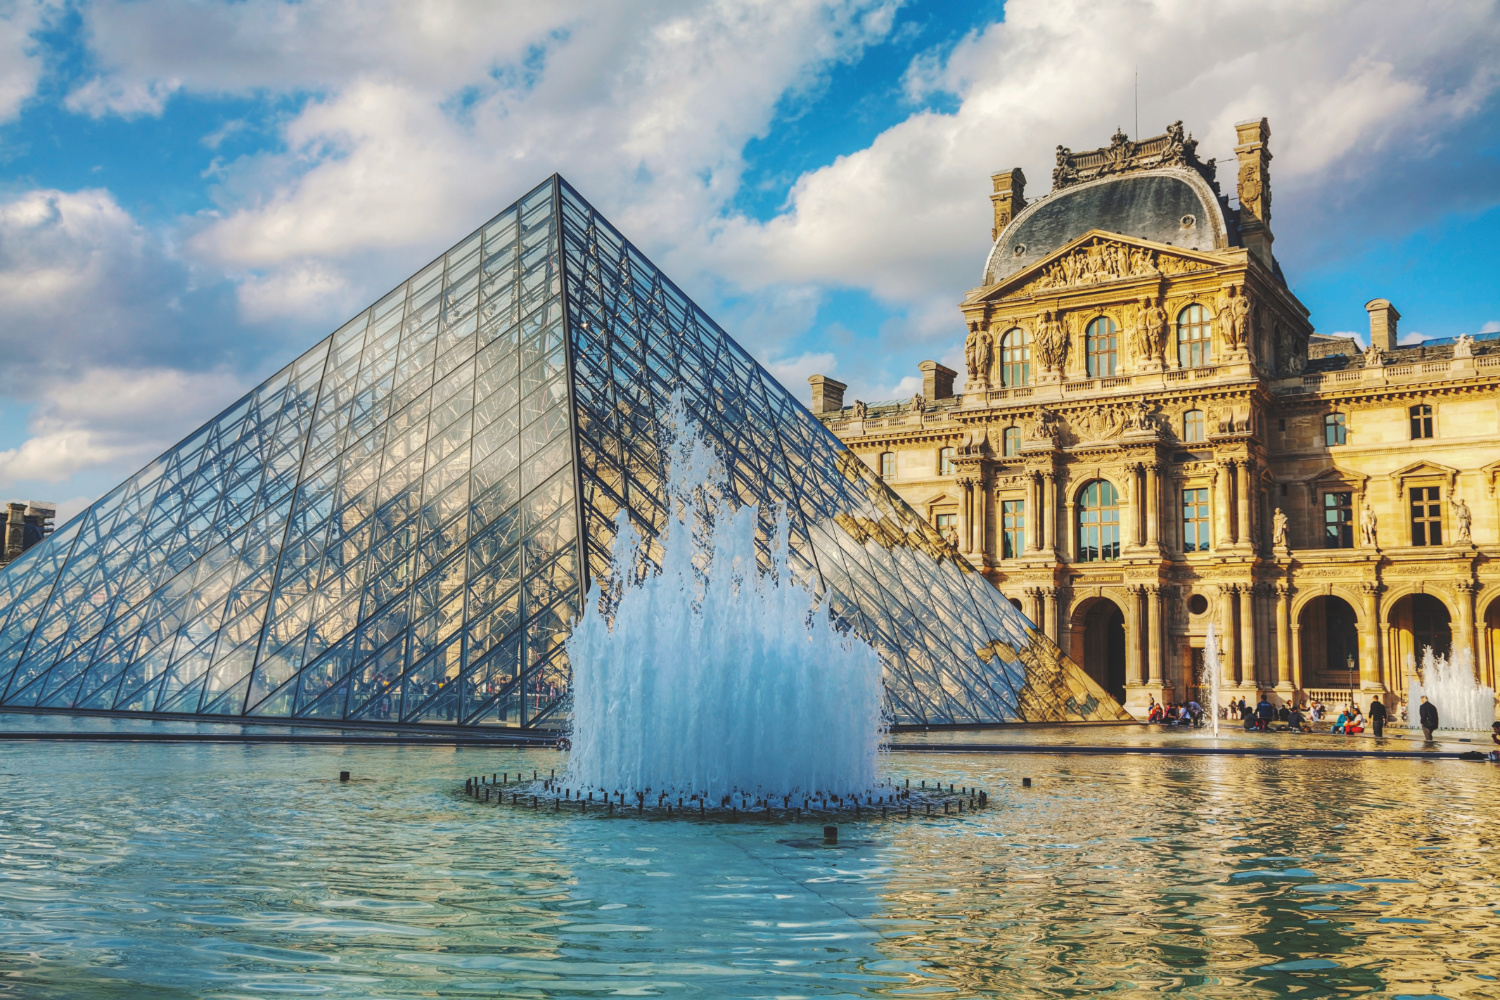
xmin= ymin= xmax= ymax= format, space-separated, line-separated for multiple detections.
xmin=1454 ymin=333 xmax=1475 ymax=359
xmin=1363 ymin=342 xmax=1383 ymax=368
xmin=964 ymin=328 xmax=980 ymax=381
xmin=909 ymin=393 xmax=925 ymax=415
xmin=1030 ymin=406 xmax=1061 ymax=442
xmin=1272 ymin=507 xmax=1288 ymax=548
xmin=1219 ymin=285 xmax=1252 ymax=352
xmin=945 ymin=527 xmax=959 ymax=549
xmin=1133 ymin=295 xmax=1167 ymax=366
xmin=1123 ymin=398 xmax=1155 ymax=433
xmin=851 ymin=399 xmax=867 ymax=420
xmin=1036 ymin=310 xmax=1068 ymax=372
xmin=1452 ymin=495 xmax=1473 ymax=543
xmin=1360 ymin=500 xmax=1377 ymax=547
xmin=976 ymin=330 xmax=994 ymax=385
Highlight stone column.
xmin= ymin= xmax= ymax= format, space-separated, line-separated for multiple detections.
xmin=1042 ymin=473 xmax=1056 ymax=552
xmin=1126 ymin=465 xmax=1143 ymax=547
xmin=1456 ymin=581 xmax=1478 ymax=678
xmin=1147 ymin=584 xmax=1164 ymax=685
xmin=957 ymin=476 xmax=974 ymax=554
xmin=1357 ymin=583 xmax=1382 ymax=690
xmin=1380 ymin=622 xmax=1394 ymax=694
xmin=1124 ymin=586 xmax=1143 ymax=689
xmin=1240 ymin=584 xmax=1258 ymax=690
xmin=1029 ymin=475 xmax=1043 ymax=551
xmin=1236 ymin=460 xmax=1253 ymax=547
xmin=1216 ymin=462 xmax=1235 ymax=547
xmin=1063 ymin=498 xmax=1077 ymax=563
xmin=1275 ymin=585 xmax=1293 ymax=691
xmin=1044 ymin=588 xmax=1061 ymax=646
xmin=1220 ymin=585 xmax=1240 ymax=686
xmin=1291 ymin=622 xmax=1303 ymax=692
xmin=1145 ymin=463 xmax=1161 ymax=548
xmin=1024 ymin=588 xmax=1044 ymax=633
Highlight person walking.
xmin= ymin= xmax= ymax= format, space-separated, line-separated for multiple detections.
xmin=1418 ymin=695 xmax=1439 ymax=741
xmin=1369 ymin=698 xmax=1387 ymax=738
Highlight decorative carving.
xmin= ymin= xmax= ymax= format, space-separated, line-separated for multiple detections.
xmin=1208 ymin=403 xmax=1253 ymax=436
xmin=1452 ymin=495 xmax=1473 ymax=544
xmin=1123 ymin=398 xmax=1157 ymax=433
xmin=1362 ymin=342 xmax=1383 ymax=368
xmin=1036 ymin=310 xmax=1068 ymax=373
xmin=1028 ymin=406 xmax=1062 ymax=443
xmin=1275 ymin=319 xmax=1305 ymax=375
xmin=1217 ymin=284 xmax=1252 ymax=353
xmin=909 ymin=393 xmax=925 ymax=415
xmin=1077 ymin=403 xmax=1125 ymax=442
xmin=957 ymin=425 xmax=988 ymax=456
xmin=1050 ymin=121 xmax=1218 ymax=192
xmin=1026 ymin=238 xmax=1159 ymax=291
xmin=1454 ymin=333 xmax=1475 ymax=359
xmin=1132 ymin=294 xmax=1168 ymax=367
xmin=1272 ymin=508 xmax=1288 ymax=548
xmin=965 ymin=328 xmax=993 ymax=388
xmin=851 ymin=400 xmax=867 ymax=420
xmin=1360 ymin=500 xmax=1377 ymax=547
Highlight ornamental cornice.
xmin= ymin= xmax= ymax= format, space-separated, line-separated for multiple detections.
xmin=1273 ymin=369 xmax=1500 ymax=409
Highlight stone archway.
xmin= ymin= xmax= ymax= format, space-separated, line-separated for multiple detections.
xmin=1071 ymin=596 xmax=1127 ymax=705
xmin=1387 ymin=593 xmax=1453 ymax=682
xmin=1298 ymin=594 xmax=1360 ymax=695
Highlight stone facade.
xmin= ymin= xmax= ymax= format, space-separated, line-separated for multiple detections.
xmin=813 ymin=119 xmax=1500 ymax=718
xmin=0 ymin=502 xmax=54 ymax=568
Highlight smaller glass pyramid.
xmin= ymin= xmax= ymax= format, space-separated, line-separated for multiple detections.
xmin=0 ymin=177 xmax=1127 ymax=728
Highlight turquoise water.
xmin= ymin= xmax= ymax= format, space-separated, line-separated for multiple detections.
xmin=2 ymin=733 xmax=1498 ymax=997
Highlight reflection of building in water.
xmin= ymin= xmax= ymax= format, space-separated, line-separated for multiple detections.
xmin=1 ymin=502 xmax=54 ymax=567
xmin=816 ymin=118 xmax=1500 ymax=716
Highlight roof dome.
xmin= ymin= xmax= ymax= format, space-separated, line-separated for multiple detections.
xmin=984 ymin=167 xmax=1232 ymax=286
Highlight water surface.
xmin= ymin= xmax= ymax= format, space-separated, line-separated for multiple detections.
xmin=1 ymin=732 xmax=1497 ymax=997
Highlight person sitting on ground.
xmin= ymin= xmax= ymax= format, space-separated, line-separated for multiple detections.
xmin=1345 ymin=707 xmax=1365 ymax=734
xmin=1147 ymin=701 xmax=1162 ymax=724
xmin=1492 ymin=721 xmax=1500 ymax=746
xmin=1188 ymin=701 xmax=1203 ymax=728
xmin=1255 ymin=696 xmax=1274 ymax=732
xmin=1332 ymin=708 xmax=1349 ymax=735
xmin=1419 ymin=696 xmax=1439 ymax=741
xmin=1369 ymin=698 xmax=1388 ymax=738
xmin=1288 ymin=705 xmax=1305 ymax=733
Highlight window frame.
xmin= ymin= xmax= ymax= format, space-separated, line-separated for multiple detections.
xmin=1409 ymin=403 xmax=1433 ymax=440
xmin=1323 ymin=490 xmax=1354 ymax=549
xmin=879 ymin=451 xmax=894 ymax=479
xmin=934 ymin=511 xmax=957 ymax=535
xmin=1076 ymin=479 xmax=1121 ymax=563
xmin=1182 ymin=408 xmax=1205 ymax=443
xmin=1002 ymin=499 xmax=1025 ymax=559
xmin=938 ymin=446 xmax=955 ymax=476
xmin=1181 ymin=486 xmax=1211 ymax=553
xmin=1324 ymin=412 xmax=1347 ymax=446
xmin=1410 ymin=484 xmax=1444 ymax=546
xmin=1002 ymin=426 xmax=1021 ymax=457
xmin=999 ymin=328 xmax=1031 ymax=387
xmin=1085 ymin=316 xmax=1118 ymax=378
xmin=1177 ymin=303 xmax=1213 ymax=368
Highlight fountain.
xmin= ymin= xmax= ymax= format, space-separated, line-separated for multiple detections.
xmin=1408 ymin=647 xmax=1497 ymax=731
xmin=1204 ymin=623 xmax=1222 ymax=738
xmin=565 ymin=395 xmax=886 ymax=804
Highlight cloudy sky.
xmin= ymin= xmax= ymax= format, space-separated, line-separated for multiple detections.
xmin=0 ymin=0 xmax=1497 ymax=523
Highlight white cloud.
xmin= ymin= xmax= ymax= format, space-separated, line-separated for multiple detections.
xmin=765 ymin=351 xmax=837 ymax=389
xmin=1480 ymin=320 xmax=1500 ymax=334
xmin=0 ymin=0 xmax=48 ymax=124
xmin=0 ymin=367 xmax=249 ymax=488
xmin=64 ymin=74 xmax=181 ymax=118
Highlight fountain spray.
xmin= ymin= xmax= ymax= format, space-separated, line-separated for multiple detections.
xmin=1204 ymin=623 xmax=1222 ymax=738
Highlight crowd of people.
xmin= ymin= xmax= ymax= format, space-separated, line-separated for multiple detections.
xmin=1144 ymin=692 xmax=1472 ymax=742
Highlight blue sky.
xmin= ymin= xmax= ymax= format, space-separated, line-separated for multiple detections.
xmin=0 ymin=0 xmax=1497 ymax=522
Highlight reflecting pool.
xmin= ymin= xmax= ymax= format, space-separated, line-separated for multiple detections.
xmin=2 ymin=730 xmax=1498 ymax=997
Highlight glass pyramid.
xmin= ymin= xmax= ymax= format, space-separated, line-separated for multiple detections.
xmin=0 ymin=178 xmax=1126 ymax=729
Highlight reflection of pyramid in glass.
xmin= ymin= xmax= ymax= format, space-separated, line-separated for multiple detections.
xmin=0 ymin=178 xmax=1126 ymax=728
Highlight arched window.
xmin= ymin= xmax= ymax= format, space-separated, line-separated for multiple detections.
xmin=1003 ymin=426 xmax=1021 ymax=457
xmin=1177 ymin=304 xmax=1212 ymax=367
xmin=938 ymin=447 xmax=955 ymax=476
xmin=1077 ymin=480 xmax=1121 ymax=562
xmin=1409 ymin=403 xmax=1433 ymax=439
xmin=879 ymin=452 xmax=895 ymax=479
xmin=1182 ymin=408 xmax=1205 ymax=443
xmin=999 ymin=328 xmax=1031 ymax=387
xmin=1325 ymin=413 xmax=1346 ymax=446
xmin=1085 ymin=317 xmax=1118 ymax=378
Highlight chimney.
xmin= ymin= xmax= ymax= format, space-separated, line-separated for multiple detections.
xmin=1365 ymin=299 xmax=1400 ymax=352
xmin=918 ymin=360 xmax=957 ymax=402
xmin=807 ymin=374 xmax=847 ymax=414
xmin=990 ymin=168 xmax=1026 ymax=241
xmin=1233 ymin=118 xmax=1273 ymax=267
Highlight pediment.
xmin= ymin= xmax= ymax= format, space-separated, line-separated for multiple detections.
xmin=1390 ymin=460 xmax=1458 ymax=498
xmin=1306 ymin=465 xmax=1369 ymax=493
xmin=918 ymin=491 xmax=959 ymax=510
xmin=970 ymin=230 xmax=1225 ymax=303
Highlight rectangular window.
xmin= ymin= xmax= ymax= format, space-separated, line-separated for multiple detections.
xmin=1003 ymin=427 xmax=1020 ymax=457
xmin=939 ymin=447 xmax=955 ymax=476
xmin=934 ymin=512 xmax=956 ymax=536
xmin=1411 ymin=486 xmax=1443 ymax=546
xmin=1325 ymin=413 xmax=1347 ymax=446
xmin=1409 ymin=404 xmax=1433 ymax=440
xmin=1324 ymin=491 xmax=1354 ymax=548
xmin=1002 ymin=500 xmax=1025 ymax=558
xmin=1182 ymin=487 xmax=1210 ymax=552
xmin=1182 ymin=409 xmax=1205 ymax=443
xmin=879 ymin=452 xmax=894 ymax=479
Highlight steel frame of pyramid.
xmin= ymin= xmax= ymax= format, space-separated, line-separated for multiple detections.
xmin=0 ymin=177 xmax=1127 ymax=729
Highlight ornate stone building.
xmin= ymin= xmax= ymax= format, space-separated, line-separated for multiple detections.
xmin=811 ymin=119 xmax=1500 ymax=717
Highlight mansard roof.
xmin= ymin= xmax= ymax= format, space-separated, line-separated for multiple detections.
xmin=969 ymin=229 xmax=1230 ymax=304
